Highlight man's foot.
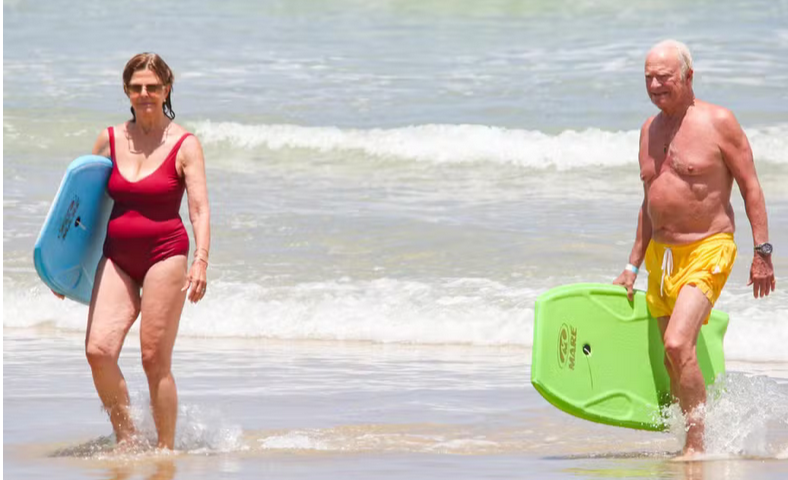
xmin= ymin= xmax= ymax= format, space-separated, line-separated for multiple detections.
xmin=672 ymin=447 xmax=703 ymax=462
xmin=683 ymin=407 xmax=705 ymax=458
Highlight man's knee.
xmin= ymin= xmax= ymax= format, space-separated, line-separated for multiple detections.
xmin=663 ymin=354 xmax=673 ymax=374
xmin=663 ymin=334 xmax=696 ymax=368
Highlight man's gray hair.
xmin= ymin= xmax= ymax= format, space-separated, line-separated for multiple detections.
xmin=650 ymin=39 xmax=694 ymax=80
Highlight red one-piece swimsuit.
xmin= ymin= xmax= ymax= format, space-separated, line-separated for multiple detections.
xmin=103 ymin=126 xmax=191 ymax=284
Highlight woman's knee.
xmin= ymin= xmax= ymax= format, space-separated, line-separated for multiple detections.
xmin=85 ymin=340 xmax=117 ymax=368
xmin=141 ymin=348 xmax=171 ymax=378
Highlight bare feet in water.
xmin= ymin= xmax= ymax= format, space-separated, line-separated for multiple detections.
xmin=113 ymin=435 xmax=149 ymax=454
xmin=672 ymin=448 xmax=703 ymax=462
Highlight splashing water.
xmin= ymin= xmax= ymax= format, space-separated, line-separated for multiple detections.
xmin=662 ymin=372 xmax=788 ymax=458
xmin=50 ymin=393 xmax=247 ymax=460
xmin=129 ymin=395 xmax=247 ymax=454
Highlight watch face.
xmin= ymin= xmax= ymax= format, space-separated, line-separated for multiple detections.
xmin=758 ymin=243 xmax=773 ymax=255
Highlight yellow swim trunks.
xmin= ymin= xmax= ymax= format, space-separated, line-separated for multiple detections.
xmin=644 ymin=232 xmax=737 ymax=323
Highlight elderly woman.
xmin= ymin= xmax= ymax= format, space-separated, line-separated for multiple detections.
xmin=85 ymin=52 xmax=210 ymax=450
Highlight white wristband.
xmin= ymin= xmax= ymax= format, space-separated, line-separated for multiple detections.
xmin=625 ymin=263 xmax=639 ymax=275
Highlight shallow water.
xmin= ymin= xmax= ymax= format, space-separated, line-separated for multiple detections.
xmin=4 ymin=0 xmax=788 ymax=478
xmin=4 ymin=332 xmax=788 ymax=479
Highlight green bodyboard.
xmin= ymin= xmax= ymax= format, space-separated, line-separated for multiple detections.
xmin=530 ymin=283 xmax=728 ymax=431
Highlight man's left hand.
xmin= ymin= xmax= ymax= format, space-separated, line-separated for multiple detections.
xmin=748 ymin=254 xmax=776 ymax=298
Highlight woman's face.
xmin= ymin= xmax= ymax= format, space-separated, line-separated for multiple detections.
xmin=125 ymin=69 xmax=169 ymax=117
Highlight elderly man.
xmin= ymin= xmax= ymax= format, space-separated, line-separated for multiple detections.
xmin=613 ymin=39 xmax=775 ymax=457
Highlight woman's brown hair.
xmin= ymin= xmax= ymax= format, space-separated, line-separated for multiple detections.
xmin=123 ymin=53 xmax=175 ymax=121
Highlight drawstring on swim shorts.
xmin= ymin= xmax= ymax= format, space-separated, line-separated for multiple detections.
xmin=661 ymin=247 xmax=673 ymax=297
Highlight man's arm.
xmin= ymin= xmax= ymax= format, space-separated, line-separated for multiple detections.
xmin=716 ymin=108 xmax=775 ymax=297
xmin=614 ymin=123 xmax=653 ymax=300
xmin=614 ymin=187 xmax=653 ymax=300
xmin=630 ymin=188 xmax=653 ymax=267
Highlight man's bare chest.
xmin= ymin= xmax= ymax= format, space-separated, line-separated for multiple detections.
xmin=642 ymin=129 xmax=722 ymax=183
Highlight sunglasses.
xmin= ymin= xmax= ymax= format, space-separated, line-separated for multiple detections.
xmin=126 ymin=83 xmax=166 ymax=95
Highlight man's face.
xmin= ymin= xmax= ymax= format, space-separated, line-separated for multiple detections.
xmin=644 ymin=50 xmax=690 ymax=110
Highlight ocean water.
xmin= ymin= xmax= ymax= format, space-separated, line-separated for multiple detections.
xmin=4 ymin=0 xmax=788 ymax=479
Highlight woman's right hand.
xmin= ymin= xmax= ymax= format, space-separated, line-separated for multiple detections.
xmin=50 ymin=289 xmax=65 ymax=300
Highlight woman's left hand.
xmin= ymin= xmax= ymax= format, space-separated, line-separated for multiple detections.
xmin=183 ymin=259 xmax=208 ymax=303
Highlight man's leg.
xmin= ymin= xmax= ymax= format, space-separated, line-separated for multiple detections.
xmin=662 ymin=284 xmax=712 ymax=456
xmin=657 ymin=316 xmax=679 ymax=401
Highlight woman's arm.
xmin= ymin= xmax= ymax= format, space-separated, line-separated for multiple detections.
xmin=180 ymin=135 xmax=211 ymax=303
xmin=92 ymin=128 xmax=111 ymax=157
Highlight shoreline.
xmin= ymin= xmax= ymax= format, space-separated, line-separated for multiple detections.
xmin=6 ymin=326 xmax=788 ymax=378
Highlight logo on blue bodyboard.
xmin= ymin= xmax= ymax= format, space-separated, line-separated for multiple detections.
xmin=58 ymin=195 xmax=80 ymax=240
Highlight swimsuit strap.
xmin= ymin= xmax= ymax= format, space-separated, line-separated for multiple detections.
xmin=107 ymin=128 xmax=191 ymax=175
xmin=166 ymin=133 xmax=193 ymax=177
xmin=169 ymin=133 xmax=193 ymax=158
xmin=108 ymin=126 xmax=116 ymax=163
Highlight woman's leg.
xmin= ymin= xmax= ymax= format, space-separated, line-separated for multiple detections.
xmin=140 ymin=255 xmax=188 ymax=449
xmin=85 ymin=258 xmax=141 ymax=444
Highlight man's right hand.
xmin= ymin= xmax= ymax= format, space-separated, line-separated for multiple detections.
xmin=613 ymin=270 xmax=638 ymax=301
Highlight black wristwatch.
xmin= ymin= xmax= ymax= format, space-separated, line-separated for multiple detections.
xmin=754 ymin=242 xmax=773 ymax=256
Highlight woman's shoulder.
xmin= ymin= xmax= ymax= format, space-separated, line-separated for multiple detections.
xmin=170 ymin=123 xmax=201 ymax=147
xmin=109 ymin=121 xmax=132 ymax=134
xmin=166 ymin=121 xmax=185 ymax=135
xmin=170 ymin=124 xmax=204 ymax=162
xmin=92 ymin=123 xmax=127 ymax=156
xmin=98 ymin=122 xmax=132 ymax=142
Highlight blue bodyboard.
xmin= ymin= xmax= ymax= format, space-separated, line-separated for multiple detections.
xmin=34 ymin=155 xmax=114 ymax=304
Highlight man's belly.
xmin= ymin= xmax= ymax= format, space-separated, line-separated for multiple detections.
xmin=647 ymin=182 xmax=734 ymax=245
